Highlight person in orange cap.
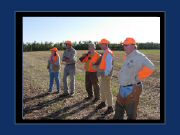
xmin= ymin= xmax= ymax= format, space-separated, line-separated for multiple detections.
xmin=79 ymin=43 xmax=101 ymax=102
xmin=47 ymin=47 xmax=61 ymax=94
xmin=95 ymin=38 xmax=114 ymax=115
xmin=113 ymin=37 xmax=155 ymax=120
xmin=62 ymin=40 xmax=77 ymax=97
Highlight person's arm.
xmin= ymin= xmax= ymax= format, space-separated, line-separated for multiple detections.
xmin=62 ymin=50 xmax=67 ymax=61
xmin=47 ymin=59 xmax=50 ymax=69
xmin=81 ymin=55 xmax=89 ymax=63
xmin=137 ymin=56 xmax=155 ymax=80
xmin=67 ymin=49 xmax=77 ymax=64
xmin=79 ymin=52 xmax=89 ymax=63
xmin=104 ymin=54 xmax=113 ymax=76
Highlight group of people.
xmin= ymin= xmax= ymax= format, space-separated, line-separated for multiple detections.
xmin=47 ymin=37 xmax=155 ymax=120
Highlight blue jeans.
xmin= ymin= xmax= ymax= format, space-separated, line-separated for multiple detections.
xmin=49 ymin=72 xmax=60 ymax=92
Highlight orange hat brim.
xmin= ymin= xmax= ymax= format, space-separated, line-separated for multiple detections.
xmin=50 ymin=48 xmax=58 ymax=52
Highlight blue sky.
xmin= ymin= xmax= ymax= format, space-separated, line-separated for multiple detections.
xmin=23 ymin=17 xmax=160 ymax=43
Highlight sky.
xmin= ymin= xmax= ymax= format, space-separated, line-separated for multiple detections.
xmin=23 ymin=17 xmax=160 ymax=43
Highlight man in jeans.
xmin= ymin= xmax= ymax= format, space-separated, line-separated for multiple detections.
xmin=114 ymin=37 xmax=155 ymax=120
xmin=47 ymin=47 xmax=60 ymax=94
xmin=79 ymin=44 xmax=101 ymax=102
xmin=62 ymin=40 xmax=77 ymax=97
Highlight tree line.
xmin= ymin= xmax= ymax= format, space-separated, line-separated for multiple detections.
xmin=23 ymin=41 xmax=160 ymax=52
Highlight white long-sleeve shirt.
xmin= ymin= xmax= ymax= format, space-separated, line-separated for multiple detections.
xmin=104 ymin=50 xmax=113 ymax=76
xmin=119 ymin=50 xmax=155 ymax=86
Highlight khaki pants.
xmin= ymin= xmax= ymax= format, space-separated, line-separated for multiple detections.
xmin=63 ymin=64 xmax=76 ymax=94
xmin=100 ymin=76 xmax=113 ymax=106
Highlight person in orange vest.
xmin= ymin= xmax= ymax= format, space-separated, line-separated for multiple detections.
xmin=113 ymin=37 xmax=155 ymax=120
xmin=96 ymin=38 xmax=114 ymax=115
xmin=79 ymin=43 xmax=101 ymax=102
xmin=47 ymin=47 xmax=61 ymax=94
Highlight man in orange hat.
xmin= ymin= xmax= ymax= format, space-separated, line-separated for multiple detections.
xmin=47 ymin=47 xmax=61 ymax=94
xmin=62 ymin=40 xmax=77 ymax=97
xmin=79 ymin=43 xmax=101 ymax=102
xmin=114 ymin=37 xmax=155 ymax=120
xmin=95 ymin=38 xmax=114 ymax=115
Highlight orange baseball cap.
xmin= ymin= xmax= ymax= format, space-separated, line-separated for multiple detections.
xmin=123 ymin=37 xmax=136 ymax=45
xmin=50 ymin=47 xmax=58 ymax=52
xmin=99 ymin=38 xmax=110 ymax=45
xmin=65 ymin=40 xmax=72 ymax=46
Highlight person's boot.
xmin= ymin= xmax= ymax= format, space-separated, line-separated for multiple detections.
xmin=96 ymin=102 xmax=106 ymax=110
xmin=52 ymin=90 xmax=60 ymax=94
xmin=61 ymin=92 xmax=69 ymax=97
xmin=48 ymin=90 xmax=52 ymax=94
xmin=84 ymin=96 xmax=93 ymax=100
xmin=69 ymin=92 xmax=75 ymax=97
xmin=104 ymin=106 xmax=114 ymax=115
xmin=92 ymin=97 xmax=100 ymax=103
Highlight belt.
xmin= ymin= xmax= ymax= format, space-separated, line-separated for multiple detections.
xmin=66 ymin=63 xmax=75 ymax=65
xmin=122 ymin=82 xmax=141 ymax=87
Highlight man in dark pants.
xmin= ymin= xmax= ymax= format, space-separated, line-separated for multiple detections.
xmin=114 ymin=37 xmax=155 ymax=120
xmin=79 ymin=44 xmax=101 ymax=102
xmin=114 ymin=83 xmax=143 ymax=119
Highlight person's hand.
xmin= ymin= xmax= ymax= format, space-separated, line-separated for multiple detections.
xmin=65 ymin=57 xmax=70 ymax=62
xmin=101 ymin=75 xmax=105 ymax=78
xmin=82 ymin=53 xmax=87 ymax=56
xmin=65 ymin=61 xmax=70 ymax=64
xmin=104 ymin=70 xmax=111 ymax=77
xmin=62 ymin=57 xmax=69 ymax=62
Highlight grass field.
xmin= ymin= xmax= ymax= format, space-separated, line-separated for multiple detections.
xmin=23 ymin=50 xmax=160 ymax=120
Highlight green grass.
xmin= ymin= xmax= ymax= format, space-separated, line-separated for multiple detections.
xmin=112 ymin=86 xmax=119 ymax=96
xmin=140 ymin=49 xmax=160 ymax=55
xmin=24 ymin=49 xmax=160 ymax=90
xmin=76 ymin=72 xmax=85 ymax=82
xmin=23 ymin=50 xmax=160 ymax=120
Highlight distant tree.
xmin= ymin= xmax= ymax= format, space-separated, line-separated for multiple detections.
xmin=23 ymin=41 xmax=160 ymax=52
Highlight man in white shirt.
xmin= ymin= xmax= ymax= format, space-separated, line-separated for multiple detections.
xmin=96 ymin=38 xmax=114 ymax=115
xmin=114 ymin=37 xmax=155 ymax=120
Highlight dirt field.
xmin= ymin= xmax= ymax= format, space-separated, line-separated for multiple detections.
xmin=23 ymin=50 xmax=160 ymax=120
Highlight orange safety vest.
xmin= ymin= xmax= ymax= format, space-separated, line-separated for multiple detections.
xmin=50 ymin=53 xmax=59 ymax=64
xmin=83 ymin=51 xmax=101 ymax=72
xmin=99 ymin=48 xmax=114 ymax=70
